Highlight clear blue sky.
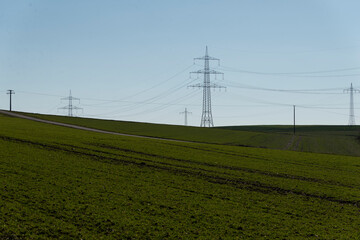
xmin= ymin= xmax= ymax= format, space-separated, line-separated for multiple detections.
xmin=1 ymin=0 xmax=360 ymax=126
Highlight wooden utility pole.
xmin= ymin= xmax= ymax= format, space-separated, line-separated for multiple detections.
xmin=293 ymin=105 xmax=296 ymax=135
xmin=7 ymin=90 xmax=15 ymax=111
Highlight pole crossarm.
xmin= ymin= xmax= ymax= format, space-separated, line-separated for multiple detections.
xmin=7 ymin=90 xmax=15 ymax=111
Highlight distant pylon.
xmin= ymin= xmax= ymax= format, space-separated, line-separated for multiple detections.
xmin=58 ymin=90 xmax=83 ymax=117
xmin=344 ymin=83 xmax=359 ymax=125
xmin=188 ymin=46 xmax=225 ymax=127
xmin=180 ymin=108 xmax=192 ymax=126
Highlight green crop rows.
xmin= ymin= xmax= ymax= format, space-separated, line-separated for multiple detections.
xmin=1 ymin=113 xmax=360 ymax=239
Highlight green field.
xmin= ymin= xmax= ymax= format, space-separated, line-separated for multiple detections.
xmin=1 ymin=113 xmax=360 ymax=239
xmin=24 ymin=112 xmax=360 ymax=156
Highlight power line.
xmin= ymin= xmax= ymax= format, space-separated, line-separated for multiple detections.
xmin=227 ymin=82 xmax=343 ymax=94
xmin=82 ymin=64 xmax=196 ymax=108
xmin=112 ymin=90 xmax=199 ymax=118
xmin=299 ymin=106 xmax=351 ymax=118
xmin=15 ymin=65 xmax=195 ymax=104
xmin=211 ymin=45 xmax=360 ymax=55
xmin=215 ymin=109 xmax=289 ymax=118
xmin=101 ymin=77 xmax=199 ymax=115
xmin=117 ymin=64 xmax=195 ymax=101
xmin=228 ymin=91 xmax=292 ymax=107
xmin=216 ymin=64 xmax=360 ymax=76
xmin=84 ymin=90 xmax=200 ymax=118
xmin=16 ymin=91 xmax=64 ymax=98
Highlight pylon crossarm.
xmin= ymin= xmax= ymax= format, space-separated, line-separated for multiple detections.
xmin=61 ymin=96 xmax=80 ymax=101
xmin=188 ymin=83 xmax=204 ymax=88
xmin=191 ymin=70 xmax=223 ymax=75
xmin=208 ymin=70 xmax=223 ymax=75
xmin=190 ymin=70 xmax=204 ymax=75
xmin=194 ymin=56 xmax=219 ymax=61
xmin=209 ymin=83 xmax=226 ymax=89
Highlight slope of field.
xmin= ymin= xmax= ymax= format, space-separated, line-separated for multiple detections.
xmin=23 ymin=112 xmax=291 ymax=148
xmin=221 ymin=125 xmax=360 ymax=157
xmin=221 ymin=125 xmax=360 ymax=135
xmin=1 ymin=113 xmax=360 ymax=239
xmin=22 ymin=112 xmax=360 ymax=156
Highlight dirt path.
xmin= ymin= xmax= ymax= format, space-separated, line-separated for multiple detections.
xmin=0 ymin=110 xmax=190 ymax=143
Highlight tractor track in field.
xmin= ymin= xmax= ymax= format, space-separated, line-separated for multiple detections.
xmin=285 ymin=135 xmax=302 ymax=151
xmin=1 ymin=132 xmax=353 ymax=190
xmin=1 ymin=134 xmax=359 ymax=208
xmin=92 ymin=142 xmax=356 ymax=189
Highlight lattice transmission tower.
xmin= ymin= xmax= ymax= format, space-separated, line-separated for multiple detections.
xmin=58 ymin=90 xmax=83 ymax=117
xmin=179 ymin=108 xmax=192 ymax=126
xmin=344 ymin=83 xmax=359 ymax=125
xmin=188 ymin=46 xmax=225 ymax=127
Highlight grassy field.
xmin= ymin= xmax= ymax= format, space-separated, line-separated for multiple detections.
xmin=1 ymin=113 xmax=360 ymax=238
xmin=221 ymin=125 xmax=360 ymax=135
xmin=23 ymin=112 xmax=360 ymax=156
xmin=23 ymin=112 xmax=292 ymax=148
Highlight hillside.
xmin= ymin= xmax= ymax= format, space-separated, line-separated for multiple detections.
xmin=221 ymin=125 xmax=360 ymax=156
xmin=22 ymin=112 xmax=360 ymax=156
xmin=221 ymin=124 xmax=360 ymax=135
xmin=23 ymin=112 xmax=292 ymax=148
xmin=1 ymin=112 xmax=360 ymax=238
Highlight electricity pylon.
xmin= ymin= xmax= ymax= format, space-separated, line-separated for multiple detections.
xmin=180 ymin=108 xmax=192 ymax=126
xmin=58 ymin=90 xmax=82 ymax=117
xmin=344 ymin=83 xmax=359 ymax=125
xmin=7 ymin=90 xmax=15 ymax=111
xmin=188 ymin=46 xmax=225 ymax=127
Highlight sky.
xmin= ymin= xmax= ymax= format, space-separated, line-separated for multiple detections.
xmin=1 ymin=0 xmax=360 ymax=126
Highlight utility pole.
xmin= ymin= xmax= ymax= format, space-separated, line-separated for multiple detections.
xmin=58 ymin=90 xmax=82 ymax=117
xmin=293 ymin=105 xmax=296 ymax=135
xmin=344 ymin=83 xmax=359 ymax=126
xmin=180 ymin=108 xmax=192 ymax=126
xmin=7 ymin=90 xmax=15 ymax=111
xmin=188 ymin=46 xmax=225 ymax=127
